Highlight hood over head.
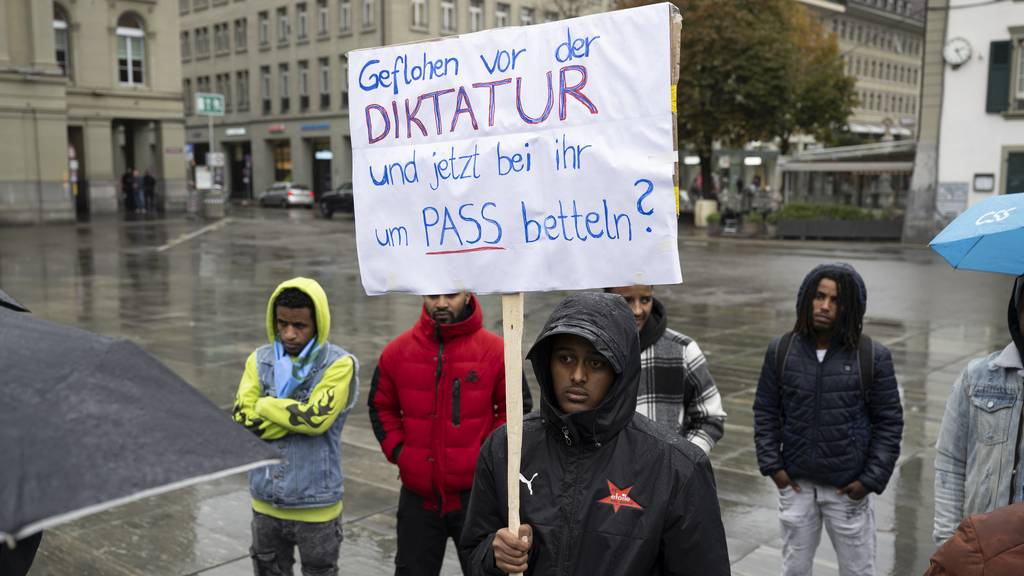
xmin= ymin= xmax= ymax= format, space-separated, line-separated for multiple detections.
xmin=527 ymin=292 xmax=640 ymax=446
xmin=796 ymin=262 xmax=867 ymax=315
xmin=795 ymin=262 xmax=867 ymax=348
xmin=1009 ymin=275 xmax=1024 ymax=361
xmin=265 ymin=277 xmax=331 ymax=346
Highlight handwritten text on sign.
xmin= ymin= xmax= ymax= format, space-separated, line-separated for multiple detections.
xmin=348 ymin=4 xmax=680 ymax=295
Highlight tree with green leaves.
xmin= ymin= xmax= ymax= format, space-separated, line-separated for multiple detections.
xmin=776 ymin=4 xmax=857 ymax=155
xmin=617 ymin=0 xmax=855 ymax=198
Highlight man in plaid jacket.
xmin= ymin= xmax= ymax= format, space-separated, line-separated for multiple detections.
xmin=606 ymin=285 xmax=726 ymax=453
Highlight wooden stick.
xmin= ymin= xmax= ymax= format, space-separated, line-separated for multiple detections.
xmin=502 ymin=291 xmax=525 ymax=572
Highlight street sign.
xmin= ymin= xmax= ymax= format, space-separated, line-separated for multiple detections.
xmin=206 ymin=152 xmax=225 ymax=167
xmin=195 ymin=93 xmax=225 ymax=116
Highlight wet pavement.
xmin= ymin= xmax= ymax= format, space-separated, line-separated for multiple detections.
xmin=0 ymin=206 xmax=1014 ymax=576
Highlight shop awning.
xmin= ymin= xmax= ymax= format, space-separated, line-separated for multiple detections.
xmin=780 ymin=161 xmax=914 ymax=173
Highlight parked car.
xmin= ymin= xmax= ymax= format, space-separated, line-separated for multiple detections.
xmin=259 ymin=182 xmax=314 ymax=208
xmin=318 ymin=182 xmax=354 ymax=218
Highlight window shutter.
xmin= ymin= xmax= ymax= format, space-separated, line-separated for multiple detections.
xmin=986 ymin=41 xmax=1012 ymax=114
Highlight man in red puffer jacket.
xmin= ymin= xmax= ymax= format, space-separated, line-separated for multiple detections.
xmin=369 ymin=292 xmax=531 ymax=576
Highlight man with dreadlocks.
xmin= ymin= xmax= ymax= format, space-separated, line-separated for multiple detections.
xmin=934 ymin=275 xmax=1024 ymax=545
xmin=753 ymin=263 xmax=903 ymax=576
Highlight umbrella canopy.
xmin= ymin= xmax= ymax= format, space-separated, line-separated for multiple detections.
xmin=0 ymin=288 xmax=28 ymax=312
xmin=930 ymin=193 xmax=1024 ymax=276
xmin=0 ymin=308 xmax=278 ymax=543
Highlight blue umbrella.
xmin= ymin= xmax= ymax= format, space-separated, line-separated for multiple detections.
xmin=930 ymin=193 xmax=1024 ymax=276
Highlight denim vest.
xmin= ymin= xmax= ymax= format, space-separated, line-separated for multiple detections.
xmin=248 ymin=342 xmax=359 ymax=508
xmin=935 ymin=344 xmax=1024 ymax=542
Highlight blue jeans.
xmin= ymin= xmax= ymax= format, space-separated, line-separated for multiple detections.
xmin=250 ymin=511 xmax=343 ymax=576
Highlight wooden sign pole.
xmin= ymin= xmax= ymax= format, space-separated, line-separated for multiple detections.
xmin=501 ymin=292 xmax=525 ymax=574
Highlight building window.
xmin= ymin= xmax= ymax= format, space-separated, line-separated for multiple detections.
xmin=180 ymin=0 xmax=190 ymax=14
xmin=297 ymin=3 xmax=308 ymax=40
xmin=495 ymin=3 xmax=508 ymax=28
xmin=181 ymin=31 xmax=190 ymax=61
xmin=411 ymin=0 xmax=427 ymax=30
xmin=273 ymin=142 xmax=292 ymax=182
xmin=339 ymin=0 xmax=351 ymax=31
xmin=277 ymin=7 xmax=290 ymax=44
xmin=117 ymin=13 xmax=145 ymax=85
xmin=54 ymin=4 xmax=71 ymax=77
xmin=544 ymin=9 xmax=558 ymax=22
xmin=299 ymin=60 xmax=310 ymax=111
xmin=237 ymin=70 xmax=249 ymax=111
xmin=261 ymin=65 xmax=271 ymax=114
xmin=317 ymin=0 xmax=329 ymax=36
xmin=441 ymin=0 xmax=455 ymax=33
xmin=340 ymin=55 xmax=348 ymax=110
xmin=259 ymin=11 xmax=269 ymax=46
xmin=279 ymin=63 xmax=290 ymax=113
xmin=196 ymin=26 xmax=208 ymax=56
xmin=217 ymin=73 xmax=232 ymax=112
xmin=215 ymin=23 xmax=230 ymax=53
xmin=520 ymin=7 xmax=533 ymax=26
xmin=184 ymin=78 xmax=192 ymax=114
xmin=319 ymin=57 xmax=330 ymax=109
xmin=235 ymin=18 xmax=247 ymax=52
xmin=469 ymin=0 xmax=483 ymax=31
xmin=194 ymin=0 xmax=208 ymax=10
xmin=1016 ymin=37 xmax=1024 ymax=108
xmin=362 ymin=0 xmax=374 ymax=28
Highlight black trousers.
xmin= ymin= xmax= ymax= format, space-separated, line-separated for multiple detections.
xmin=394 ymin=487 xmax=472 ymax=576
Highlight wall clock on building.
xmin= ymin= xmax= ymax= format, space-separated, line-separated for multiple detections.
xmin=943 ymin=37 xmax=972 ymax=68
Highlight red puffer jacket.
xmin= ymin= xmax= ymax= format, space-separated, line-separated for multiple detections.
xmin=369 ymin=296 xmax=508 ymax=513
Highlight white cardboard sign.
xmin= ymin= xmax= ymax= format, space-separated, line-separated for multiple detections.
xmin=348 ymin=3 xmax=680 ymax=295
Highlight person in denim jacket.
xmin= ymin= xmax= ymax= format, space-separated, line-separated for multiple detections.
xmin=934 ymin=276 xmax=1024 ymax=545
xmin=232 ymin=278 xmax=359 ymax=576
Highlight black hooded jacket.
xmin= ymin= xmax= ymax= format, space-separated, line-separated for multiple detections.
xmin=459 ymin=293 xmax=729 ymax=576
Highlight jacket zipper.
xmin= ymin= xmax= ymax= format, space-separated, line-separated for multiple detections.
xmin=434 ymin=323 xmax=445 ymax=508
xmin=812 ymin=343 xmax=824 ymax=472
xmin=556 ymin=428 xmax=580 ymax=576
xmin=452 ymin=378 xmax=461 ymax=426
xmin=435 ymin=323 xmax=444 ymax=398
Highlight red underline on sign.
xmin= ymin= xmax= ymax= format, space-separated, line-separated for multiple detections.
xmin=424 ymin=246 xmax=507 ymax=256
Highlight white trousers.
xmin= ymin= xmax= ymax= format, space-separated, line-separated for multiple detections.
xmin=778 ymin=481 xmax=875 ymax=576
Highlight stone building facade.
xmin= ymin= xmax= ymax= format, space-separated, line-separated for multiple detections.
xmin=0 ymin=0 xmax=187 ymax=223
xmin=179 ymin=0 xmax=611 ymax=200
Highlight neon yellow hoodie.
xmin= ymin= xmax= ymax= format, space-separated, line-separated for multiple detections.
xmin=232 ymin=277 xmax=354 ymax=522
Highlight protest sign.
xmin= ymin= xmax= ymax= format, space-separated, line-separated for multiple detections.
xmin=348 ymin=3 xmax=681 ymax=296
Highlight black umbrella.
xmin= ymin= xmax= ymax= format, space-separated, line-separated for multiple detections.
xmin=0 ymin=307 xmax=279 ymax=544
xmin=0 ymin=289 xmax=28 ymax=312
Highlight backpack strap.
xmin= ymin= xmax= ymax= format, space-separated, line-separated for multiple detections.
xmin=775 ymin=331 xmax=795 ymax=396
xmin=858 ymin=334 xmax=874 ymax=406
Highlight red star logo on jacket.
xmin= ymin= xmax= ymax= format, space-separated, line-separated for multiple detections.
xmin=597 ymin=480 xmax=643 ymax=513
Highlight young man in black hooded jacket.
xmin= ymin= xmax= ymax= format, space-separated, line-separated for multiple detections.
xmin=459 ymin=292 xmax=729 ymax=576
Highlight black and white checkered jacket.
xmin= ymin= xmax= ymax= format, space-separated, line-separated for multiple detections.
xmin=636 ymin=299 xmax=726 ymax=454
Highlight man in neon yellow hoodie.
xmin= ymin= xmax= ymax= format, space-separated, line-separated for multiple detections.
xmin=233 ymin=277 xmax=359 ymax=576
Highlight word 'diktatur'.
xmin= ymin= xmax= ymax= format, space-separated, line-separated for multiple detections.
xmin=363 ymin=65 xmax=598 ymax=145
